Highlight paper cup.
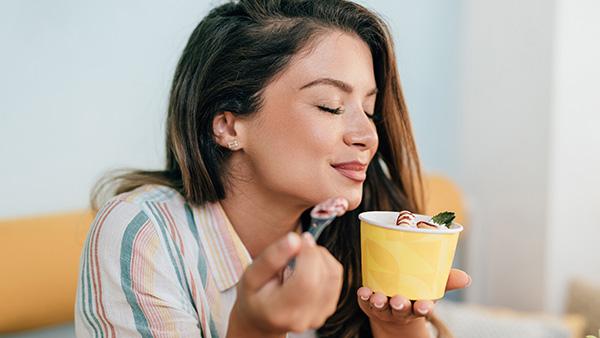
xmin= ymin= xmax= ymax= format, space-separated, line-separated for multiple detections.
xmin=359 ymin=211 xmax=463 ymax=300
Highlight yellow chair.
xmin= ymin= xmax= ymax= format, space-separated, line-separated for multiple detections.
xmin=423 ymin=174 xmax=468 ymax=303
xmin=0 ymin=210 xmax=95 ymax=333
xmin=424 ymin=174 xmax=467 ymax=229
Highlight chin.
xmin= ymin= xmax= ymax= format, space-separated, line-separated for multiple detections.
xmin=307 ymin=187 xmax=362 ymax=211
xmin=335 ymin=185 xmax=362 ymax=211
xmin=314 ymin=173 xmax=365 ymax=210
xmin=347 ymin=195 xmax=362 ymax=211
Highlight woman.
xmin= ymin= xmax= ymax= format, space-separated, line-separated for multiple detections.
xmin=75 ymin=0 xmax=470 ymax=337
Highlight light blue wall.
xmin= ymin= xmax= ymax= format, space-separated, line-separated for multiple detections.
xmin=0 ymin=0 xmax=461 ymax=217
xmin=0 ymin=0 xmax=213 ymax=217
xmin=358 ymin=1 xmax=462 ymax=177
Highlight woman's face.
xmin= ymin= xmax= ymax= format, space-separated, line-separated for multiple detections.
xmin=237 ymin=31 xmax=379 ymax=210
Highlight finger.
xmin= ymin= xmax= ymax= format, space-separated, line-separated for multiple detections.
xmin=369 ymin=292 xmax=392 ymax=321
xmin=389 ymin=295 xmax=412 ymax=318
xmin=370 ymin=292 xmax=387 ymax=310
xmin=243 ymin=232 xmax=301 ymax=291
xmin=284 ymin=233 xmax=320 ymax=292
xmin=313 ymin=247 xmax=342 ymax=318
xmin=356 ymin=287 xmax=374 ymax=317
xmin=412 ymin=300 xmax=434 ymax=317
xmin=317 ymin=246 xmax=344 ymax=292
xmin=317 ymin=246 xmax=344 ymax=279
xmin=357 ymin=286 xmax=373 ymax=302
xmin=290 ymin=235 xmax=341 ymax=324
xmin=446 ymin=268 xmax=471 ymax=291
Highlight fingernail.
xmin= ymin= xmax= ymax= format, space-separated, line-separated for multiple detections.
xmin=391 ymin=303 xmax=404 ymax=311
xmin=466 ymin=276 xmax=472 ymax=287
xmin=357 ymin=289 xmax=370 ymax=301
xmin=302 ymin=232 xmax=316 ymax=246
xmin=417 ymin=306 xmax=429 ymax=315
xmin=374 ymin=302 xmax=384 ymax=309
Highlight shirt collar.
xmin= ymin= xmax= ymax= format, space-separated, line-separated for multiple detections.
xmin=193 ymin=201 xmax=252 ymax=292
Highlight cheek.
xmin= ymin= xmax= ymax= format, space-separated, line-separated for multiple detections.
xmin=247 ymin=114 xmax=342 ymax=196
xmin=244 ymin=109 xmax=375 ymax=208
xmin=261 ymin=111 xmax=338 ymax=161
xmin=275 ymin=124 xmax=336 ymax=176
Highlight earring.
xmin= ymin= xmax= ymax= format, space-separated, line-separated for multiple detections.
xmin=227 ymin=139 xmax=240 ymax=150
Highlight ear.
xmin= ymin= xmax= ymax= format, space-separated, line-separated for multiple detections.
xmin=212 ymin=111 xmax=242 ymax=150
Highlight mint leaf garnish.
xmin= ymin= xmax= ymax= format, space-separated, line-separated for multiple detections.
xmin=431 ymin=211 xmax=455 ymax=228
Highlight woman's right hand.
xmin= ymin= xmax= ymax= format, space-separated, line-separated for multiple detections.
xmin=227 ymin=232 xmax=343 ymax=338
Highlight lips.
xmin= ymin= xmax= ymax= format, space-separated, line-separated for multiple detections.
xmin=331 ymin=161 xmax=367 ymax=182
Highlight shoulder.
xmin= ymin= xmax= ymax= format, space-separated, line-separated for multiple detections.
xmin=101 ymin=184 xmax=188 ymax=225
xmin=114 ymin=184 xmax=184 ymax=206
xmin=86 ymin=185 xmax=210 ymax=288
xmin=89 ymin=184 xmax=193 ymax=248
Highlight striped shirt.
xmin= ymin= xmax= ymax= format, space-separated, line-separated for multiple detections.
xmin=75 ymin=184 xmax=316 ymax=338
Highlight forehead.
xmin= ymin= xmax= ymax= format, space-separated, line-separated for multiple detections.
xmin=275 ymin=30 xmax=376 ymax=92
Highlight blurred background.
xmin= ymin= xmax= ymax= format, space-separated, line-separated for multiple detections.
xmin=1 ymin=0 xmax=599 ymax=337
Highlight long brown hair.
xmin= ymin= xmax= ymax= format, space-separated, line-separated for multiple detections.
xmin=92 ymin=1 xmax=451 ymax=337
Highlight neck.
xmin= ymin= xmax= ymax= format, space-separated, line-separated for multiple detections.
xmin=220 ymin=177 xmax=309 ymax=259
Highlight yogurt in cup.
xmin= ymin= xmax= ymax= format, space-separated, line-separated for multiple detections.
xmin=359 ymin=211 xmax=463 ymax=300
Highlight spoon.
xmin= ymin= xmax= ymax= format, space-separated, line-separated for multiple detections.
xmin=307 ymin=196 xmax=349 ymax=241
xmin=285 ymin=197 xmax=349 ymax=274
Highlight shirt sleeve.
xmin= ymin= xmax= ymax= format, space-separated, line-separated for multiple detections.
xmin=75 ymin=198 xmax=203 ymax=338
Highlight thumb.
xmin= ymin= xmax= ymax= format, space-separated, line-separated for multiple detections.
xmin=242 ymin=232 xmax=301 ymax=291
xmin=445 ymin=268 xmax=471 ymax=291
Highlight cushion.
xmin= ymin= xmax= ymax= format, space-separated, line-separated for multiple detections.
xmin=0 ymin=210 xmax=94 ymax=333
xmin=434 ymin=300 xmax=585 ymax=338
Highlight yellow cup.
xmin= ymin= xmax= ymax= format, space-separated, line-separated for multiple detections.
xmin=359 ymin=211 xmax=463 ymax=300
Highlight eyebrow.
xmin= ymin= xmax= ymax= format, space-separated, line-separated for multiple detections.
xmin=300 ymin=77 xmax=378 ymax=97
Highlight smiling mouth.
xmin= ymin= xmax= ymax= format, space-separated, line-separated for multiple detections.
xmin=331 ymin=164 xmax=367 ymax=183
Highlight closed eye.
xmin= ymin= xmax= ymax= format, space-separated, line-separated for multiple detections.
xmin=317 ymin=105 xmax=344 ymax=115
xmin=318 ymin=105 xmax=381 ymax=123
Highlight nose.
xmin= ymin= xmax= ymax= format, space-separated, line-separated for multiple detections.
xmin=343 ymin=109 xmax=378 ymax=151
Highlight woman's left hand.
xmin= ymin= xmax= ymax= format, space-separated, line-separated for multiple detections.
xmin=356 ymin=269 xmax=471 ymax=335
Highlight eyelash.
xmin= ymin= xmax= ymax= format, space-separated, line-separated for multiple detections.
xmin=317 ymin=105 xmax=379 ymax=121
